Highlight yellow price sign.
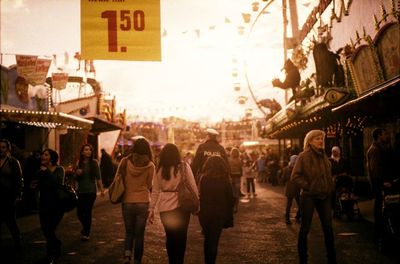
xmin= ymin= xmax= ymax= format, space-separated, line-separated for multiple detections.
xmin=81 ymin=0 xmax=161 ymax=61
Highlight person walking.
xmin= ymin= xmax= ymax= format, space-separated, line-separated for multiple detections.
xmin=199 ymin=156 xmax=234 ymax=264
xmin=366 ymin=128 xmax=395 ymax=245
xmin=148 ymin=143 xmax=198 ymax=264
xmin=228 ymin=148 xmax=242 ymax=212
xmin=191 ymin=128 xmax=229 ymax=184
xmin=0 ymin=139 xmax=23 ymax=249
xmin=74 ymin=143 xmax=104 ymax=241
xmin=100 ymin=148 xmax=115 ymax=188
xmin=118 ymin=137 xmax=155 ymax=264
xmin=32 ymin=149 xmax=65 ymax=263
xmin=255 ymin=153 xmax=267 ymax=183
xmin=281 ymin=155 xmax=300 ymax=224
xmin=291 ymin=130 xmax=336 ymax=264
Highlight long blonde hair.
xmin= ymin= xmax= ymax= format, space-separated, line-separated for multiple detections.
xmin=303 ymin=129 xmax=325 ymax=150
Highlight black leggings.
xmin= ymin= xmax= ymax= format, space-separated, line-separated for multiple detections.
xmin=160 ymin=208 xmax=191 ymax=264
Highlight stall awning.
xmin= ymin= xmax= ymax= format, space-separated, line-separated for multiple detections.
xmin=0 ymin=108 xmax=93 ymax=130
xmin=88 ymin=117 xmax=123 ymax=133
xmin=332 ymin=76 xmax=400 ymax=117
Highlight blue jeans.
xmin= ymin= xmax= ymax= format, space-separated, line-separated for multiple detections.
xmin=298 ymin=195 xmax=336 ymax=264
xmin=122 ymin=203 xmax=149 ymax=261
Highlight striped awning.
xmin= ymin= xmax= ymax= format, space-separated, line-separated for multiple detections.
xmin=0 ymin=108 xmax=93 ymax=130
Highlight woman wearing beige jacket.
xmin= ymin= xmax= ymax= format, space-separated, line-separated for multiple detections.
xmin=148 ymin=143 xmax=198 ymax=264
xmin=118 ymin=138 xmax=155 ymax=264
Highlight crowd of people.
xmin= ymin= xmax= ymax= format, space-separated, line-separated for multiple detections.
xmin=0 ymin=126 xmax=399 ymax=264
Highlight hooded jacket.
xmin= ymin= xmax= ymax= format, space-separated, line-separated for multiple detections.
xmin=291 ymin=146 xmax=333 ymax=199
xmin=119 ymin=154 xmax=155 ymax=203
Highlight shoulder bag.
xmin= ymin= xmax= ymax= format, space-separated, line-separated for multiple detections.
xmin=177 ymin=163 xmax=199 ymax=213
xmin=58 ymin=184 xmax=78 ymax=212
xmin=109 ymin=159 xmax=126 ymax=204
xmin=58 ymin=170 xmax=78 ymax=212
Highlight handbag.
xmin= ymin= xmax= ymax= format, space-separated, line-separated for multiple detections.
xmin=177 ymin=163 xmax=199 ymax=213
xmin=57 ymin=184 xmax=78 ymax=212
xmin=109 ymin=159 xmax=126 ymax=204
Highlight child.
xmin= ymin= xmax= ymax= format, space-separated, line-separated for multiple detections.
xmin=243 ymin=159 xmax=257 ymax=197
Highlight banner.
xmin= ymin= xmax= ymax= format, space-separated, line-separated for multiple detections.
xmin=16 ymin=55 xmax=52 ymax=86
xmin=16 ymin=55 xmax=37 ymax=81
xmin=81 ymin=0 xmax=161 ymax=61
xmin=52 ymin=72 xmax=69 ymax=90
xmin=30 ymin=59 xmax=52 ymax=86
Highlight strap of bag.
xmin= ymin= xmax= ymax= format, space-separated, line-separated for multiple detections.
xmin=0 ymin=156 xmax=9 ymax=172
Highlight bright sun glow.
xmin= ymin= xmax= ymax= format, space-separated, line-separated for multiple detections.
xmin=0 ymin=0 xmax=314 ymax=123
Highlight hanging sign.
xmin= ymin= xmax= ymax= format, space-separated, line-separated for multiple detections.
xmin=30 ymin=59 xmax=52 ymax=86
xmin=52 ymin=73 xmax=69 ymax=90
xmin=81 ymin=0 xmax=161 ymax=61
xmin=16 ymin=55 xmax=51 ymax=86
xmin=16 ymin=55 xmax=37 ymax=81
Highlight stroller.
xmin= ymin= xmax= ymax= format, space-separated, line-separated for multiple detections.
xmin=381 ymin=177 xmax=400 ymax=252
xmin=333 ymin=175 xmax=361 ymax=220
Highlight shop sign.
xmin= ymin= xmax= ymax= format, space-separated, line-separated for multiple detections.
xmin=81 ymin=0 xmax=161 ymax=61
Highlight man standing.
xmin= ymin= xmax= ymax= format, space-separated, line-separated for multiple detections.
xmin=191 ymin=128 xmax=229 ymax=183
xmin=0 ymin=139 xmax=23 ymax=249
xmin=366 ymin=128 xmax=393 ymax=244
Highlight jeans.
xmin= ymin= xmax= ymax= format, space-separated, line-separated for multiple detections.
xmin=0 ymin=201 xmax=21 ymax=246
xmin=298 ymin=195 xmax=336 ymax=264
xmin=246 ymin=178 xmax=256 ymax=194
xmin=39 ymin=209 xmax=64 ymax=260
xmin=122 ymin=203 xmax=149 ymax=262
xmin=285 ymin=196 xmax=301 ymax=220
xmin=160 ymin=208 xmax=191 ymax=264
xmin=77 ymin=192 xmax=96 ymax=236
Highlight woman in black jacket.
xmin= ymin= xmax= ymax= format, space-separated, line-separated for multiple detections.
xmin=33 ymin=148 xmax=65 ymax=263
xmin=199 ymin=156 xmax=234 ymax=264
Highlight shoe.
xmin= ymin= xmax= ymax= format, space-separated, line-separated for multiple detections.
xmin=123 ymin=256 xmax=131 ymax=264
xmin=81 ymin=235 xmax=90 ymax=241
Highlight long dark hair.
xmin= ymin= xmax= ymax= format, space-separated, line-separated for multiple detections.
xmin=202 ymin=155 xmax=229 ymax=179
xmin=132 ymin=138 xmax=153 ymax=163
xmin=157 ymin=143 xmax=182 ymax=180
xmin=77 ymin=143 xmax=97 ymax=178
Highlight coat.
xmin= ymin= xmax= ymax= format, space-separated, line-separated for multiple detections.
xmin=199 ymin=176 xmax=234 ymax=229
xmin=291 ymin=147 xmax=333 ymax=199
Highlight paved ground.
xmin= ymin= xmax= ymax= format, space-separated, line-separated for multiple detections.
xmin=1 ymin=182 xmax=398 ymax=264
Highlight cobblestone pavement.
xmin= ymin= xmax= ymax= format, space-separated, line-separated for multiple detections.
xmin=1 ymin=182 xmax=398 ymax=264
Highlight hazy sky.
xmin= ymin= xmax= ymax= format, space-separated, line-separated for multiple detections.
xmin=1 ymin=0 xmax=313 ymax=123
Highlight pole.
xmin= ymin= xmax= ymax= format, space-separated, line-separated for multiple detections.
xmin=282 ymin=0 xmax=288 ymax=105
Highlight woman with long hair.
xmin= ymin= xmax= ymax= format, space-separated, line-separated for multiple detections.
xmin=148 ymin=143 xmax=198 ymax=264
xmin=291 ymin=130 xmax=336 ymax=264
xmin=33 ymin=148 xmax=65 ymax=263
xmin=74 ymin=143 xmax=104 ymax=241
xmin=199 ymin=156 xmax=234 ymax=264
xmin=118 ymin=137 xmax=155 ymax=264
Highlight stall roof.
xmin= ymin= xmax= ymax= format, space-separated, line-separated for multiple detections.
xmin=88 ymin=117 xmax=123 ymax=133
xmin=332 ymin=76 xmax=400 ymax=116
xmin=0 ymin=108 xmax=93 ymax=129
